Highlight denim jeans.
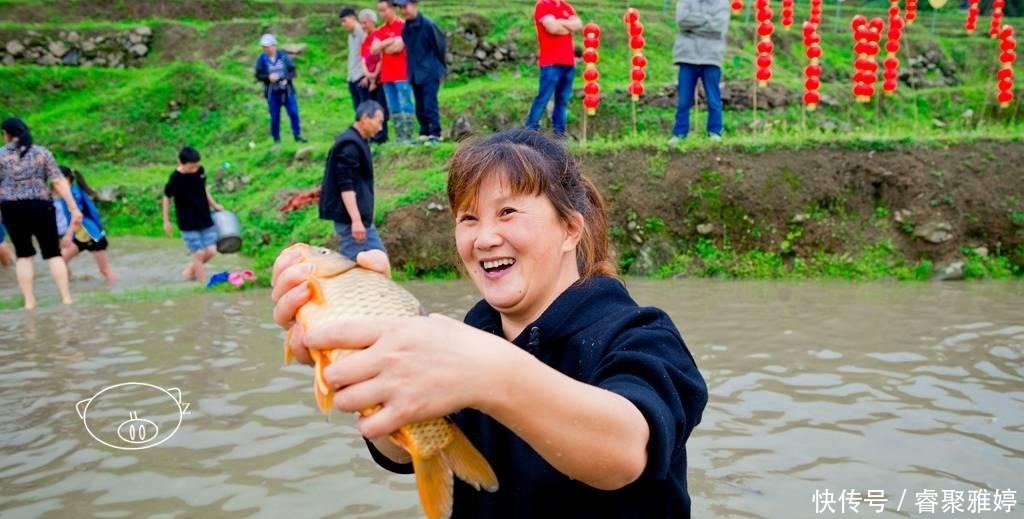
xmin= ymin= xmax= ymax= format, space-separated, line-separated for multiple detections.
xmin=267 ymin=89 xmax=302 ymax=142
xmin=525 ymin=65 xmax=575 ymax=136
xmin=412 ymin=79 xmax=442 ymax=138
xmin=333 ymin=221 xmax=387 ymax=261
xmin=672 ymin=64 xmax=724 ymax=138
xmin=349 ymin=80 xmax=389 ymax=143
xmin=383 ymin=81 xmax=415 ymax=115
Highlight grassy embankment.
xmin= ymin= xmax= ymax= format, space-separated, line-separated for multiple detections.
xmin=0 ymin=0 xmax=1021 ymax=282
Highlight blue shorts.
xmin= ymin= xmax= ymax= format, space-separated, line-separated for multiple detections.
xmin=0 ymin=223 xmax=6 ymax=243
xmin=333 ymin=221 xmax=387 ymax=260
xmin=181 ymin=226 xmax=218 ymax=254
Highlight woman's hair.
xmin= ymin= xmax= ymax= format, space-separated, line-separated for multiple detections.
xmin=1 ymin=117 xmax=33 ymax=158
xmin=447 ymin=129 xmax=617 ymax=280
xmin=57 ymin=165 xmax=99 ymax=198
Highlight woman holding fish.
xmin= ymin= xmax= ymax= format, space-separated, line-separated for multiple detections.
xmin=271 ymin=129 xmax=708 ymax=518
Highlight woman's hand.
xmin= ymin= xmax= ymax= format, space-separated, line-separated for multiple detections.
xmin=302 ymin=314 xmax=514 ymax=439
xmin=69 ymin=209 xmax=83 ymax=229
xmin=271 ymin=247 xmax=391 ymax=366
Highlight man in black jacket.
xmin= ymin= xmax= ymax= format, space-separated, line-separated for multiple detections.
xmin=319 ymin=101 xmax=387 ymax=260
xmin=397 ymin=0 xmax=447 ymax=145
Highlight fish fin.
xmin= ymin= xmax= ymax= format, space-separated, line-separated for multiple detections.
xmin=411 ymin=449 xmax=455 ymax=519
xmin=441 ymin=422 xmax=499 ymax=493
xmin=312 ymin=350 xmax=333 ymax=414
xmin=307 ymin=276 xmax=326 ymax=305
xmin=284 ymin=328 xmax=295 ymax=365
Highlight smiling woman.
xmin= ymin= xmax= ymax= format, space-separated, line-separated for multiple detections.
xmin=271 ymin=129 xmax=708 ymax=519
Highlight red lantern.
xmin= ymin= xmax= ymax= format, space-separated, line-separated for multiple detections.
xmin=805 ymin=64 xmax=822 ymax=77
xmin=624 ymin=11 xmax=647 ymax=102
xmin=806 ymin=45 xmax=821 ymax=60
xmin=731 ymin=0 xmax=744 ymax=14
xmin=851 ymin=15 xmax=868 ymax=31
xmin=623 ymin=8 xmax=639 ymax=25
xmin=991 ymin=0 xmax=1005 ymax=38
xmin=996 ymin=24 xmax=1017 ymax=108
xmin=905 ymin=0 xmax=917 ymax=24
xmin=757 ymin=40 xmax=774 ymax=54
xmin=582 ymin=23 xmax=602 ymax=115
xmin=805 ymin=77 xmax=821 ymax=90
xmin=757 ymin=55 xmax=773 ymax=68
xmin=966 ymin=0 xmax=980 ymax=34
xmin=804 ymin=91 xmax=821 ymax=107
xmin=756 ymin=68 xmax=772 ymax=82
xmin=781 ymin=0 xmax=794 ymax=29
xmin=758 ymin=21 xmax=774 ymax=37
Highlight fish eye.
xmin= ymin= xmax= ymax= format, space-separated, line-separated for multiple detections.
xmin=318 ymin=248 xmax=330 ymax=255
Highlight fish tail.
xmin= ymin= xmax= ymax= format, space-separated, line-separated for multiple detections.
xmin=440 ymin=422 xmax=499 ymax=493
xmin=411 ymin=448 xmax=455 ymax=519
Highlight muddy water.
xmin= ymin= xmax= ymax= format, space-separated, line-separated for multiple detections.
xmin=0 ymin=280 xmax=1021 ymax=518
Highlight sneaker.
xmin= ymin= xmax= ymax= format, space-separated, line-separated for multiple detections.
xmin=294 ymin=135 xmax=308 ymax=143
xmin=708 ymin=133 xmax=723 ymax=142
xmin=424 ymin=136 xmax=441 ymax=146
xmin=667 ymin=135 xmax=686 ymax=146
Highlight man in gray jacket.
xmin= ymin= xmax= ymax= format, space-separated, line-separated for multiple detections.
xmin=670 ymin=0 xmax=730 ymax=144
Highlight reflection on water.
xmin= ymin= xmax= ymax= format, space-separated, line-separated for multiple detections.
xmin=0 ymin=279 xmax=1021 ymax=518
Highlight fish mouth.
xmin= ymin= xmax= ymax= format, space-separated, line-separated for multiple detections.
xmin=480 ymin=257 xmax=516 ymax=275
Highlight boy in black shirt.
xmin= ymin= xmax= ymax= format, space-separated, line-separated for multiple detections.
xmin=162 ymin=146 xmax=225 ymax=283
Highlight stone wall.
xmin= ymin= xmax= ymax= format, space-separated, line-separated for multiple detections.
xmin=1 ymin=27 xmax=152 ymax=68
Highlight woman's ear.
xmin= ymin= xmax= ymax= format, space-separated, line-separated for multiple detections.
xmin=562 ymin=211 xmax=585 ymax=252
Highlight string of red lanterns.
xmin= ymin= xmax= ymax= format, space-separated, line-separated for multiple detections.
xmin=852 ymin=15 xmax=884 ymax=103
xmin=582 ymin=23 xmax=601 ymax=115
xmin=965 ymin=0 xmax=979 ymax=34
xmin=905 ymin=0 xmax=918 ymax=25
xmin=755 ymin=0 xmax=774 ymax=86
xmin=990 ymin=0 xmax=1005 ymax=39
xmin=803 ymin=21 xmax=823 ymax=110
xmin=997 ymin=25 xmax=1016 ymax=108
xmin=883 ymin=2 xmax=904 ymax=95
xmin=808 ymin=0 xmax=823 ymax=28
xmin=624 ymin=8 xmax=647 ymax=100
xmin=781 ymin=0 xmax=794 ymax=30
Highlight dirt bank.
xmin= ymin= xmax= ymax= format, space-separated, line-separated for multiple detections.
xmin=381 ymin=140 xmax=1024 ymax=276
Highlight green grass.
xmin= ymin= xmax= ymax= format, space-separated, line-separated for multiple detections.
xmin=0 ymin=0 xmax=1021 ymax=281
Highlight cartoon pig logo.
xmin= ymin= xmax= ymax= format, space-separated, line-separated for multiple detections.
xmin=76 ymin=382 xmax=190 ymax=450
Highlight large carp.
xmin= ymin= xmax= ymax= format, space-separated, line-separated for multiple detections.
xmin=282 ymin=243 xmax=498 ymax=519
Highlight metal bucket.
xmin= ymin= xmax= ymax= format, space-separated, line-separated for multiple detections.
xmin=212 ymin=210 xmax=242 ymax=254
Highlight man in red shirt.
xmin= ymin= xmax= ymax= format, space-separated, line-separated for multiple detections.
xmin=371 ymin=0 xmax=416 ymax=144
xmin=525 ymin=0 xmax=582 ymax=137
